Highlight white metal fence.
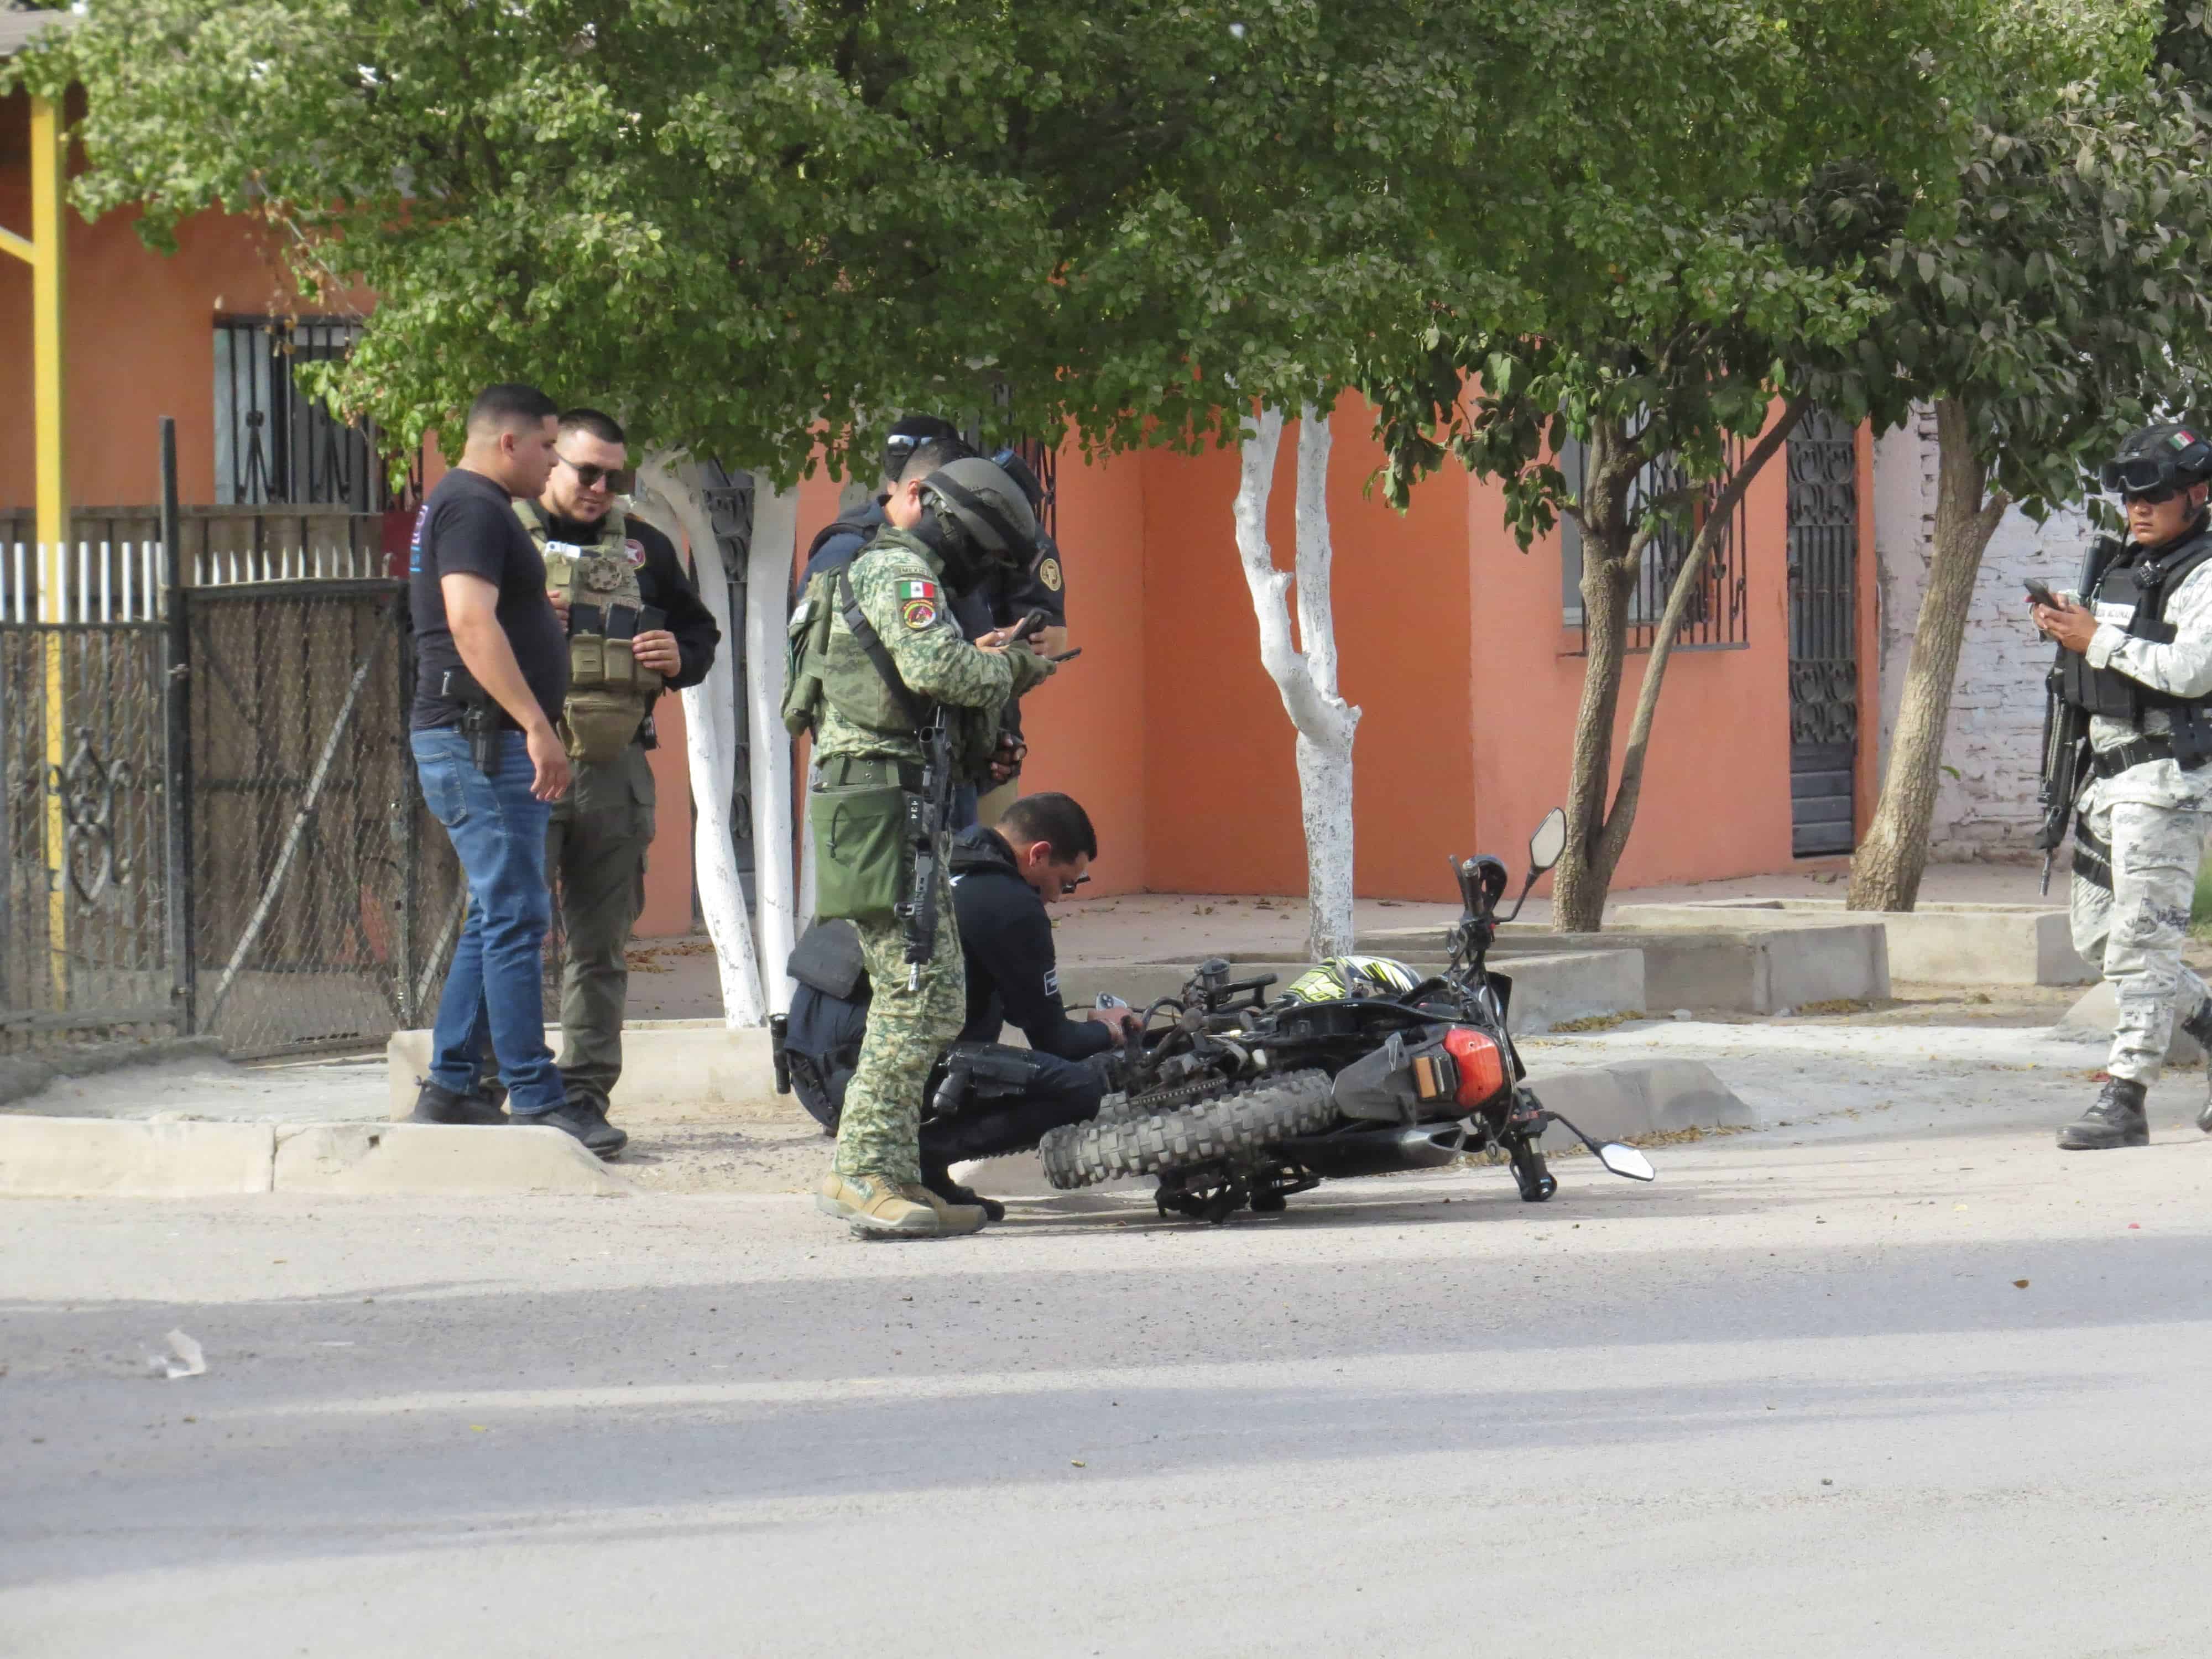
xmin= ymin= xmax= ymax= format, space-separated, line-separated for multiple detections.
xmin=1 ymin=536 xmax=391 ymax=624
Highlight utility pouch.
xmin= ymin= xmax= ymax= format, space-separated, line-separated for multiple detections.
xmin=571 ymin=634 xmax=607 ymax=682
xmin=782 ymin=583 xmax=837 ymax=736
xmin=811 ymin=780 xmax=910 ymax=922
xmin=561 ymin=689 xmax=641 ymax=767
xmin=601 ymin=637 xmax=637 ymax=688
xmin=787 ymin=919 xmax=867 ymax=1000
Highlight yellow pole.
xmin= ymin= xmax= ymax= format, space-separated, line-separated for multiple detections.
xmin=29 ymin=95 xmax=69 ymax=1003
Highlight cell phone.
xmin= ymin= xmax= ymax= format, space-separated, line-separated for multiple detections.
xmin=2024 ymin=578 xmax=2059 ymax=608
xmin=1049 ymin=648 xmax=1083 ymax=664
xmin=1008 ymin=609 xmax=1050 ymax=643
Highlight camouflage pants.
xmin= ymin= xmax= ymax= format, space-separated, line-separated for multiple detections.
xmin=832 ymin=873 xmax=965 ymax=1183
xmin=2071 ymin=792 xmax=2212 ymax=1083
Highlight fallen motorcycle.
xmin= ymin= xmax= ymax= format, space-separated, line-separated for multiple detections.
xmin=1037 ymin=808 xmax=1657 ymax=1223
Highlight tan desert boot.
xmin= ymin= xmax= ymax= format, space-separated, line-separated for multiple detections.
xmin=816 ymin=1171 xmax=958 ymax=1238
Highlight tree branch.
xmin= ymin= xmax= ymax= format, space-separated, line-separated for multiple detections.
xmin=1596 ymin=396 xmax=1811 ymax=869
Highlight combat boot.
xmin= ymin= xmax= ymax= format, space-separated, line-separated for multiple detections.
xmin=2180 ymin=999 xmax=2212 ymax=1134
xmin=901 ymin=1180 xmax=990 ymax=1235
xmin=815 ymin=1171 xmax=978 ymax=1239
xmin=409 ymin=1078 xmax=507 ymax=1126
xmin=2056 ymin=1077 xmax=2150 ymax=1151
xmin=920 ymin=1152 xmax=1006 ymax=1223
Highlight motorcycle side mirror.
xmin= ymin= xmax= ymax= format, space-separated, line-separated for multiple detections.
xmin=1598 ymin=1142 xmax=1656 ymax=1182
xmin=1527 ymin=807 xmax=1567 ymax=877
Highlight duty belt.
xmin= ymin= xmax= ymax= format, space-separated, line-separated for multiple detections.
xmin=2090 ymin=736 xmax=2178 ymax=778
xmin=812 ymin=755 xmax=925 ymax=792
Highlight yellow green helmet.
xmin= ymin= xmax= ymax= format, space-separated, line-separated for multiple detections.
xmin=1281 ymin=954 xmax=1421 ymax=1004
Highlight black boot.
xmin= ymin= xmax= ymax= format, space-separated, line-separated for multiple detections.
xmin=920 ymin=1152 xmax=1005 ymax=1223
xmin=2180 ymin=999 xmax=2212 ymax=1134
xmin=2057 ymin=1077 xmax=2150 ymax=1151
xmin=409 ymin=1078 xmax=508 ymax=1126
xmin=522 ymin=1098 xmax=629 ymax=1160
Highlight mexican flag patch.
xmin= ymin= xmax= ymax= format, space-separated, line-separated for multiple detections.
xmin=897 ymin=577 xmax=941 ymax=630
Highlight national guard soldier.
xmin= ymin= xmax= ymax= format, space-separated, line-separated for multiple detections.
xmin=784 ymin=451 xmax=1055 ymax=1236
xmin=801 ymin=419 xmax=1069 ymax=827
xmin=2033 ymin=422 xmax=2212 ymax=1151
xmin=510 ymin=408 xmax=720 ymax=1157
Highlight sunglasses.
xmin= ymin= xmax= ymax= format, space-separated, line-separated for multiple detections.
xmin=557 ymin=454 xmax=634 ymax=493
xmin=1059 ymin=873 xmax=1092 ymax=898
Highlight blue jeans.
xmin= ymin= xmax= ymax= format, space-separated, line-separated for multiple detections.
xmin=411 ymin=728 xmax=565 ymax=1115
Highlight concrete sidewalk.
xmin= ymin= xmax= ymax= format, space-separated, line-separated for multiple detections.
xmin=619 ymin=860 xmax=2056 ymax=1019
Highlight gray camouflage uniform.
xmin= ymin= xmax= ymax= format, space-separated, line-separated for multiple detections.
xmin=2069 ymin=558 xmax=2212 ymax=1082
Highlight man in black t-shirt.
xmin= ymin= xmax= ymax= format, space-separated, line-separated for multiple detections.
xmin=406 ymin=383 xmax=577 ymax=1135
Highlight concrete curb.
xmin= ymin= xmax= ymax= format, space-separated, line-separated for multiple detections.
xmin=386 ymin=1021 xmax=779 ymax=1120
xmin=2051 ymin=980 xmax=2202 ymax=1065
xmin=1612 ymin=899 xmax=2089 ymax=987
xmin=0 ymin=1114 xmax=630 ymax=1198
xmin=1522 ymin=1057 xmax=1756 ymax=1149
xmin=0 ymin=1035 xmax=227 ymax=1108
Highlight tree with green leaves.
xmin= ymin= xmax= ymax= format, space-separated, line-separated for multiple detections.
xmin=1363 ymin=5 xmax=2155 ymax=933
xmin=7 ymin=0 xmax=2146 ymax=972
xmin=1838 ymin=34 xmax=2212 ymax=911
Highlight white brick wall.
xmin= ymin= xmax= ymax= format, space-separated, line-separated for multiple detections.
xmin=1871 ymin=408 xmax=2088 ymax=862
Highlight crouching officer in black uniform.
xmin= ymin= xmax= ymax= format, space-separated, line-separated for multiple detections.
xmin=2033 ymin=422 xmax=2212 ymax=1151
xmin=778 ymin=792 xmax=1137 ymax=1217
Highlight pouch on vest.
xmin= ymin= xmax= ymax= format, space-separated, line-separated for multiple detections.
xmin=782 ymin=578 xmax=838 ymax=736
xmin=788 ymin=919 xmax=868 ymax=1000
xmin=562 ymin=690 xmax=644 ymax=768
xmin=811 ymin=780 xmax=910 ymax=923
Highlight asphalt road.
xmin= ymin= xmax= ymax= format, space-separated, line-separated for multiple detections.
xmin=6 ymin=1041 xmax=2210 ymax=1657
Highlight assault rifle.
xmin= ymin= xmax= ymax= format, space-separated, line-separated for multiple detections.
xmin=894 ymin=707 xmax=956 ymax=988
xmin=2035 ymin=668 xmax=2087 ymax=896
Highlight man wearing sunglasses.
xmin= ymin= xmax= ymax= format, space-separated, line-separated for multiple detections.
xmin=2032 ymin=422 xmax=2212 ymax=1150
xmin=504 ymin=407 xmax=721 ymax=1157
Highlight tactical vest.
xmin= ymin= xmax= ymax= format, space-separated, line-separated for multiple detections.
xmin=2057 ymin=527 xmax=2212 ymax=722
xmin=514 ymin=498 xmax=663 ymax=766
xmin=782 ymin=562 xmax=931 ymax=739
xmin=781 ymin=540 xmax=1005 ymax=782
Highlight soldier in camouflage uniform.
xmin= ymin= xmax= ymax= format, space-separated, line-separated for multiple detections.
xmin=2033 ymin=423 xmax=2212 ymax=1150
xmin=786 ymin=450 xmax=1053 ymax=1236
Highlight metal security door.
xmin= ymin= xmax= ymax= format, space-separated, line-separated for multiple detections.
xmin=1786 ymin=408 xmax=1861 ymax=856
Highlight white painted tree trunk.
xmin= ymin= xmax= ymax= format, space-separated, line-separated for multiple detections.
xmin=744 ymin=478 xmax=800 ymax=1012
xmin=635 ymin=454 xmax=765 ymax=1027
xmin=1232 ymin=405 xmax=1362 ymax=959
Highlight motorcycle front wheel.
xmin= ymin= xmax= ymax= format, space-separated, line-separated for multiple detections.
xmin=1039 ymin=1071 xmax=1337 ymax=1191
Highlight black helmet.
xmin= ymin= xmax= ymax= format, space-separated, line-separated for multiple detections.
xmin=880 ymin=414 xmax=964 ymax=486
xmin=2101 ymin=422 xmax=2212 ymax=497
xmin=919 ymin=456 xmax=1039 ymax=565
xmin=988 ymin=446 xmax=1049 ymax=514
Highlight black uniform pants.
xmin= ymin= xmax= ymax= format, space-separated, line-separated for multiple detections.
xmin=919 ymin=1047 xmax=1109 ymax=1167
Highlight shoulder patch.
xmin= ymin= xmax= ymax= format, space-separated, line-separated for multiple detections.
xmin=624 ymin=538 xmax=647 ymax=567
xmin=901 ymin=596 xmax=940 ymax=630
xmin=1036 ymin=555 xmax=1063 ymax=593
xmin=896 ymin=578 xmax=940 ymax=602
